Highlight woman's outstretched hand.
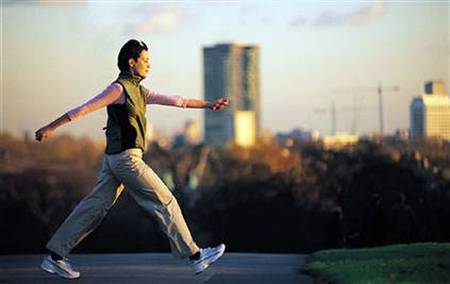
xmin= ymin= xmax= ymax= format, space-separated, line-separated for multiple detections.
xmin=35 ymin=126 xmax=55 ymax=142
xmin=208 ymin=98 xmax=229 ymax=111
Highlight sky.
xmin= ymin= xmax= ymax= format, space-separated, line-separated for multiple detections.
xmin=2 ymin=0 xmax=449 ymax=140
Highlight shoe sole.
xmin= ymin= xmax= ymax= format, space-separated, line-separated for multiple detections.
xmin=195 ymin=244 xmax=226 ymax=274
xmin=40 ymin=258 xmax=80 ymax=279
xmin=40 ymin=261 xmax=56 ymax=274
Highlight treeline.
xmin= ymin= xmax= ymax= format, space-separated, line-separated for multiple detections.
xmin=1 ymin=132 xmax=449 ymax=254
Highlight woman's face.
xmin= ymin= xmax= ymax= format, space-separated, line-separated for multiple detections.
xmin=129 ymin=50 xmax=150 ymax=78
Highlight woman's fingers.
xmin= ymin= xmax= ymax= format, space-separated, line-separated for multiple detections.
xmin=212 ymin=98 xmax=229 ymax=110
xmin=35 ymin=128 xmax=53 ymax=142
xmin=208 ymin=98 xmax=229 ymax=110
xmin=35 ymin=130 xmax=43 ymax=141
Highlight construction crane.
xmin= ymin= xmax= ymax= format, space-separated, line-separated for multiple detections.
xmin=315 ymin=101 xmax=337 ymax=135
xmin=331 ymin=82 xmax=400 ymax=136
xmin=315 ymin=99 xmax=366 ymax=135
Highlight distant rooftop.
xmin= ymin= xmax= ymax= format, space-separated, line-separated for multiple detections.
xmin=424 ymin=80 xmax=446 ymax=95
xmin=204 ymin=42 xmax=259 ymax=49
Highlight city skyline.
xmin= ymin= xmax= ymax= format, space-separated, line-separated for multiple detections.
xmin=2 ymin=1 xmax=449 ymax=140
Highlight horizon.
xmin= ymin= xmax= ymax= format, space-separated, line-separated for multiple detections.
xmin=2 ymin=1 xmax=449 ymax=140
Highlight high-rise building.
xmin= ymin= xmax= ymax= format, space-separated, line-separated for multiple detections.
xmin=203 ymin=43 xmax=260 ymax=146
xmin=233 ymin=110 xmax=256 ymax=147
xmin=410 ymin=80 xmax=450 ymax=140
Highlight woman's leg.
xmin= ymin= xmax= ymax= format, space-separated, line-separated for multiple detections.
xmin=107 ymin=149 xmax=200 ymax=259
xmin=46 ymin=158 xmax=124 ymax=257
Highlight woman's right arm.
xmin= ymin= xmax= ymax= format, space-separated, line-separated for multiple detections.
xmin=35 ymin=83 xmax=124 ymax=142
xmin=35 ymin=113 xmax=71 ymax=142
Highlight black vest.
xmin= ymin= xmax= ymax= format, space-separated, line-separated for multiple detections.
xmin=104 ymin=72 xmax=147 ymax=154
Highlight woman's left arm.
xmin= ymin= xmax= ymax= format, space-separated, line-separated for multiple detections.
xmin=144 ymin=87 xmax=228 ymax=111
xmin=186 ymin=98 xmax=229 ymax=110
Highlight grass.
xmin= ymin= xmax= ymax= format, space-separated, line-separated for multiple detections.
xmin=301 ymin=242 xmax=450 ymax=284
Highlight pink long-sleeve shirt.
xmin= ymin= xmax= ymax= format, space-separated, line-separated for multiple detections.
xmin=66 ymin=83 xmax=189 ymax=121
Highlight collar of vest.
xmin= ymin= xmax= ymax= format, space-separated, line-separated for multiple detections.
xmin=117 ymin=71 xmax=144 ymax=86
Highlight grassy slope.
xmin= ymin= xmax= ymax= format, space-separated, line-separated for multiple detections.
xmin=302 ymin=243 xmax=450 ymax=284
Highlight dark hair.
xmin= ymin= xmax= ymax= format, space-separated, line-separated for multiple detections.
xmin=117 ymin=40 xmax=148 ymax=72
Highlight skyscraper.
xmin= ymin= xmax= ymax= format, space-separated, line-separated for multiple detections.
xmin=410 ymin=80 xmax=450 ymax=140
xmin=203 ymin=43 xmax=260 ymax=146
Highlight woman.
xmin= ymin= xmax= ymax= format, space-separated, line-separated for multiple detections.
xmin=35 ymin=39 xmax=228 ymax=279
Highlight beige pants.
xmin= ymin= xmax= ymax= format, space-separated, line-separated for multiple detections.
xmin=46 ymin=148 xmax=199 ymax=259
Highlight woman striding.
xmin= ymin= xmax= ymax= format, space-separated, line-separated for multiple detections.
xmin=35 ymin=39 xmax=228 ymax=279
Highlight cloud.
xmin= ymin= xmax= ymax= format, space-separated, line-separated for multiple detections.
xmin=290 ymin=15 xmax=308 ymax=27
xmin=313 ymin=10 xmax=347 ymax=26
xmin=124 ymin=5 xmax=188 ymax=35
xmin=4 ymin=0 xmax=87 ymax=5
xmin=38 ymin=0 xmax=85 ymax=4
xmin=291 ymin=3 xmax=386 ymax=28
xmin=349 ymin=3 xmax=385 ymax=25
xmin=136 ymin=10 xmax=180 ymax=33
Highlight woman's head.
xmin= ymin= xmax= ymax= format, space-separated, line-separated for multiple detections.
xmin=117 ymin=39 xmax=150 ymax=78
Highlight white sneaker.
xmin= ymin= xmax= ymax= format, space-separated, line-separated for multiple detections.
xmin=40 ymin=255 xmax=80 ymax=279
xmin=191 ymin=243 xmax=226 ymax=274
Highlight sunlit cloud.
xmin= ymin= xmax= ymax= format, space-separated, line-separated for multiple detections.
xmin=124 ymin=5 xmax=186 ymax=35
xmin=349 ymin=3 xmax=386 ymax=25
xmin=137 ymin=10 xmax=180 ymax=33
xmin=291 ymin=3 xmax=387 ymax=27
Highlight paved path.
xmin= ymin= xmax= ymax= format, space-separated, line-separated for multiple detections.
xmin=0 ymin=253 xmax=314 ymax=283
